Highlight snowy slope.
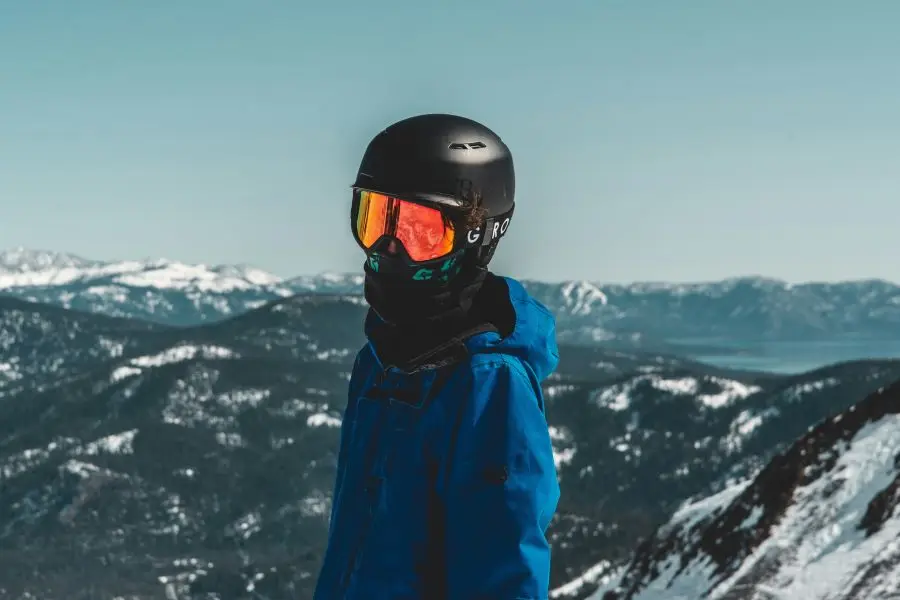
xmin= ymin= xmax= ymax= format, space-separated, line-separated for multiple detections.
xmin=547 ymin=358 xmax=900 ymax=598
xmin=0 ymin=343 xmax=348 ymax=599
xmin=592 ymin=379 xmax=900 ymax=600
xmin=0 ymin=295 xmax=167 ymax=395
xmin=0 ymin=294 xmax=369 ymax=600
xmin=543 ymin=351 xmax=900 ymax=591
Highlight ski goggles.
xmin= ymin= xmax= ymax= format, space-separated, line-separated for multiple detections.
xmin=351 ymin=188 xmax=515 ymax=263
xmin=352 ymin=189 xmax=461 ymax=262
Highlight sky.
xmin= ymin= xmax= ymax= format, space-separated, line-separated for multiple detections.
xmin=2 ymin=1 xmax=900 ymax=283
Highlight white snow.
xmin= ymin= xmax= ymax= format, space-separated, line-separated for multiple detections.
xmin=710 ymin=415 xmax=900 ymax=600
xmin=553 ymin=446 xmax=577 ymax=468
xmin=320 ymin=272 xmax=361 ymax=284
xmin=586 ymin=482 xmax=751 ymax=600
xmin=594 ymin=381 xmax=634 ymax=411
xmin=670 ymin=479 xmax=753 ymax=531
xmin=739 ymin=504 xmax=765 ymax=531
xmin=61 ymin=459 xmax=104 ymax=478
xmin=231 ymin=511 xmax=261 ymax=540
xmin=784 ymin=377 xmax=840 ymax=401
xmin=162 ymin=365 xmax=225 ymax=427
xmin=80 ymin=430 xmax=137 ymax=455
xmin=544 ymin=384 xmax=577 ymax=399
xmin=315 ymin=348 xmax=352 ymax=361
xmin=652 ymin=377 xmax=699 ymax=395
xmin=0 ymin=254 xmax=288 ymax=293
xmin=549 ymin=426 xmax=569 ymax=442
xmin=0 ymin=361 xmax=22 ymax=381
xmin=698 ymin=377 xmax=761 ymax=408
xmin=0 ymin=247 xmax=98 ymax=273
xmin=592 ymin=361 xmax=618 ymax=371
xmin=274 ymin=398 xmax=320 ymax=417
xmin=307 ymin=413 xmax=341 ymax=428
xmin=98 ymin=336 xmax=126 ymax=357
xmin=300 ymin=491 xmax=330 ymax=517
xmin=287 ymin=272 xmax=365 ymax=294
xmin=551 ymin=559 xmax=615 ymax=598
xmin=215 ymin=432 xmax=244 ymax=448
xmin=721 ymin=407 xmax=781 ymax=453
xmin=560 ymin=280 xmax=608 ymax=316
xmin=650 ymin=376 xmax=760 ymax=408
xmin=110 ymin=366 xmax=142 ymax=383
xmin=601 ymin=412 xmax=900 ymax=600
xmin=593 ymin=374 xmax=759 ymax=412
xmin=85 ymin=285 xmax=130 ymax=302
xmin=550 ymin=425 xmax=582 ymax=472
xmin=117 ymin=262 xmax=265 ymax=292
xmin=131 ymin=344 xmax=236 ymax=368
xmin=216 ymin=388 xmax=269 ymax=410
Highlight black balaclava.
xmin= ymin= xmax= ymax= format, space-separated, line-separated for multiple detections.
xmin=363 ymin=253 xmax=492 ymax=371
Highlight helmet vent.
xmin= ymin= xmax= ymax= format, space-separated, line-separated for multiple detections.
xmin=449 ymin=141 xmax=487 ymax=150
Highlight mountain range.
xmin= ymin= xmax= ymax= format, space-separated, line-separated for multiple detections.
xmin=4 ymin=248 xmax=900 ymax=348
xmin=2 ymin=248 xmax=900 ymax=598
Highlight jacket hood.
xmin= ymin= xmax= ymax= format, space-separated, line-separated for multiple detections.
xmin=465 ymin=276 xmax=559 ymax=382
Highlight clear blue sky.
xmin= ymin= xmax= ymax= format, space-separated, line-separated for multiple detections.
xmin=2 ymin=1 xmax=899 ymax=283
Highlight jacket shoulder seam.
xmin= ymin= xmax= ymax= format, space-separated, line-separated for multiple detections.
xmin=469 ymin=354 xmax=533 ymax=388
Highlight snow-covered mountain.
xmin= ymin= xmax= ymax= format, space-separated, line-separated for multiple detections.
xmin=3 ymin=249 xmax=900 ymax=346
xmin=590 ymin=379 xmax=900 ymax=600
xmin=0 ymin=293 xmax=371 ymax=599
xmin=0 ymin=295 xmax=168 ymax=395
xmin=546 ymin=356 xmax=900 ymax=595
xmin=525 ymin=276 xmax=900 ymax=344
xmin=0 ymin=247 xmax=102 ymax=272
xmin=0 ymin=248 xmax=296 ymax=325
xmin=286 ymin=271 xmax=365 ymax=294
xmin=1 ymin=291 xmax=898 ymax=598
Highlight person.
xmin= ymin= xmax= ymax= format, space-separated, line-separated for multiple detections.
xmin=313 ymin=113 xmax=560 ymax=599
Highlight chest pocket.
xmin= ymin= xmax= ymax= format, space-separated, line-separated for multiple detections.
xmin=356 ymin=366 xmax=458 ymax=478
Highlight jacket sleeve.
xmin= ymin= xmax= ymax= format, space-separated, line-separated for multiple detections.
xmin=443 ymin=359 xmax=560 ymax=600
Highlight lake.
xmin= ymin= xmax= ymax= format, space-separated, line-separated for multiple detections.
xmin=676 ymin=339 xmax=900 ymax=374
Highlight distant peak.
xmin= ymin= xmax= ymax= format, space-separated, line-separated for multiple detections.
xmin=0 ymin=251 xmax=287 ymax=292
xmin=0 ymin=247 xmax=101 ymax=273
xmin=209 ymin=263 xmax=284 ymax=285
xmin=559 ymin=280 xmax=608 ymax=316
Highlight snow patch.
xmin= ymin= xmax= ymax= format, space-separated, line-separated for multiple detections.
xmin=132 ymin=344 xmax=236 ymax=368
xmin=307 ymin=413 xmax=341 ymax=428
xmin=698 ymin=377 xmax=761 ymax=408
xmin=81 ymin=430 xmax=137 ymax=455
xmin=560 ymin=280 xmax=608 ymax=315
xmin=551 ymin=559 xmax=615 ymax=598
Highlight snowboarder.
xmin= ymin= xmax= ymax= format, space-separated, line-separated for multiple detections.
xmin=313 ymin=114 xmax=560 ymax=599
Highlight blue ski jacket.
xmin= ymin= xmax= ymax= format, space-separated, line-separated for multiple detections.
xmin=313 ymin=276 xmax=560 ymax=599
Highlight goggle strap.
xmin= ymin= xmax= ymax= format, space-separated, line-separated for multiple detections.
xmin=465 ymin=207 xmax=514 ymax=248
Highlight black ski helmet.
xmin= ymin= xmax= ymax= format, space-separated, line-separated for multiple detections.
xmin=352 ymin=114 xmax=516 ymax=272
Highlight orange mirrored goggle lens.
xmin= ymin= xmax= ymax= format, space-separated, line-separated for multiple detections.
xmin=355 ymin=190 xmax=456 ymax=262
